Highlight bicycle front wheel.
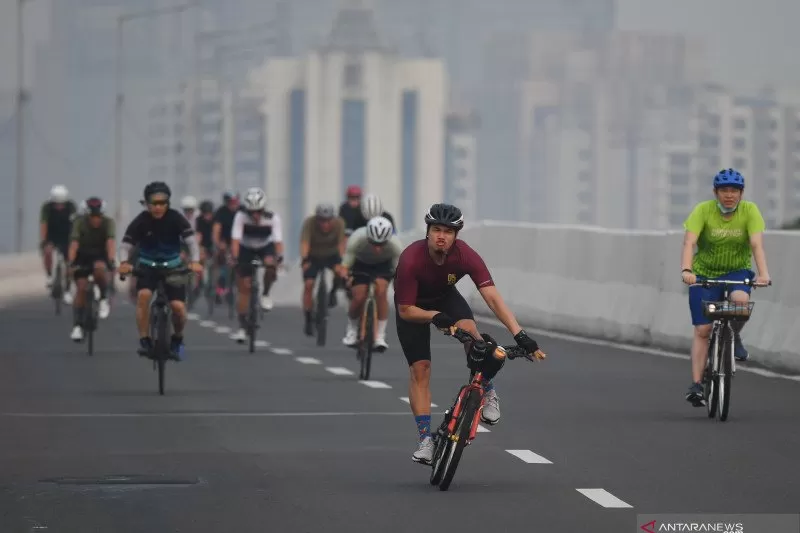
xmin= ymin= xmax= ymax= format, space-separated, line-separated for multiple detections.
xmin=359 ymin=298 xmax=375 ymax=380
xmin=315 ymin=274 xmax=328 ymax=347
xmin=438 ymin=388 xmax=482 ymax=491
xmin=718 ymin=326 xmax=734 ymax=421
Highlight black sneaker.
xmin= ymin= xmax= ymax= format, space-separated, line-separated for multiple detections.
xmin=685 ymin=382 xmax=705 ymax=407
xmin=137 ymin=337 xmax=153 ymax=357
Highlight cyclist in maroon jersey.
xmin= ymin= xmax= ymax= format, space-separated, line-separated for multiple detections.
xmin=394 ymin=203 xmax=546 ymax=464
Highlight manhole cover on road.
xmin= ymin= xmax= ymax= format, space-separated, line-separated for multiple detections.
xmin=39 ymin=475 xmax=200 ymax=486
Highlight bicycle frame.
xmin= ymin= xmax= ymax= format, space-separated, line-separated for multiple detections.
xmin=246 ymin=258 xmax=263 ymax=352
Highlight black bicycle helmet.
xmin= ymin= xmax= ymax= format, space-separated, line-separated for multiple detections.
xmin=424 ymin=203 xmax=464 ymax=230
xmin=199 ymin=200 xmax=214 ymax=213
xmin=85 ymin=196 xmax=105 ymax=216
xmin=143 ymin=181 xmax=171 ymax=201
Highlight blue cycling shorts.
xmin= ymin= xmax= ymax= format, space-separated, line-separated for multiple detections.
xmin=688 ymin=269 xmax=754 ymax=326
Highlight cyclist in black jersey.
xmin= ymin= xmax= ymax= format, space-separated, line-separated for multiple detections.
xmin=40 ymin=185 xmax=78 ymax=302
xmin=195 ymin=200 xmax=215 ymax=294
xmin=118 ymin=182 xmax=202 ymax=360
xmin=212 ymin=191 xmax=240 ymax=299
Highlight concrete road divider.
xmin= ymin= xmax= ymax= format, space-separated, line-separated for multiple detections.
xmin=0 ymin=252 xmax=47 ymax=305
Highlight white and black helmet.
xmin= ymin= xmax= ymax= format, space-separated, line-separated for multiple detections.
xmin=243 ymin=187 xmax=266 ymax=211
xmin=180 ymin=195 xmax=198 ymax=210
xmin=360 ymin=193 xmax=383 ymax=220
xmin=315 ymin=203 xmax=335 ymax=219
xmin=366 ymin=216 xmax=393 ymax=244
xmin=424 ymin=203 xmax=464 ymax=230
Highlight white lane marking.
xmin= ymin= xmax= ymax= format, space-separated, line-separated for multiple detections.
xmin=576 ymin=489 xmax=633 ymax=508
xmin=254 ymin=340 xmax=270 ymax=347
xmin=271 ymin=347 xmax=293 ymax=355
xmin=187 ymin=313 xmax=200 ymax=320
xmin=199 ymin=320 xmax=216 ymax=328
xmin=0 ymin=411 xmax=442 ymax=418
xmin=477 ymin=315 xmax=800 ymax=383
xmin=295 ymin=357 xmax=321 ymax=365
xmin=326 ymin=367 xmax=355 ymax=376
xmin=399 ymin=396 xmax=437 ymax=408
xmin=505 ymin=449 xmax=552 ymax=464
xmin=360 ymin=380 xmax=391 ymax=389
xmin=476 ymin=425 xmax=490 ymax=433
xmin=214 ymin=326 xmax=231 ymax=334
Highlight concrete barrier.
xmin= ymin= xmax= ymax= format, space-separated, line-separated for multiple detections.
xmin=0 ymin=252 xmax=47 ymax=305
xmin=400 ymin=221 xmax=798 ymax=373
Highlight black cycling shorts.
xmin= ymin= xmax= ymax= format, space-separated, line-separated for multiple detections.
xmin=73 ymin=251 xmax=110 ymax=280
xmin=135 ymin=266 xmax=187 ymax=302
xmin=350 ymin=259 xmax=393 ymax=287
xmin=43 ymin=240 xmax=70 ymax=260
xmin=303 ymin=255 xmax=341 ymax=281
xmin=237 ymin=243 xmax=276 ymax=277
xmin=396 ymin=288 xmax=475 ymax=366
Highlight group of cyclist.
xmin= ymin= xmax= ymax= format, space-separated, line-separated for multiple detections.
xmin=38 ymin=167 xmax=770 ymax=464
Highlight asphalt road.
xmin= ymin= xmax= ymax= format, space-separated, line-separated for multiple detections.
xmin=1 ymin=292 xmax=799 ymax=533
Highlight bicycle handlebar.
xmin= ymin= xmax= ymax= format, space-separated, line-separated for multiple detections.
xmin=119 ymin=265 xmax=190 ymax=282
xmin=443 ymin=326 xmax=534 ymax=362
xmin=690 ymin=278 xmax=772 ymax=288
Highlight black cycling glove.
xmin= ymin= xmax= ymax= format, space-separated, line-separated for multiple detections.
xmin=514 ymin=329 xmax=539 ymax=353
xmin=431 ymin=312 xmax=457 ymax=330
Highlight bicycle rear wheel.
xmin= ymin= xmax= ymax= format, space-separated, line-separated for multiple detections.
xmin=718 ymin=326 xmax=734 ymax=421
xmin=53 ymin=262 xmax=63 ymax=315
xmin=86 ymin=284 xmax=95 ymax=356
xmin=359 ymin=298 xmax=375 ymax=380
xmin=438 ymin=388 xmax=482 ymax=491
xmin=248 ymin=284 xmax=259 ymax=353
xmin=315 ymin=273 xmax=328 ymax=347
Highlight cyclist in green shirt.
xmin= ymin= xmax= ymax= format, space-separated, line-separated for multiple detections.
xmin=680 ymin=169 xmax=771 ymax=406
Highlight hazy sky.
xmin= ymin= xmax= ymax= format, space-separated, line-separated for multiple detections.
xmin=2 ymin=0 xmax=800 ymax=93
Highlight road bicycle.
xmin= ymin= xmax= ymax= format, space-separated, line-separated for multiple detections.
xmin=429 ymin=327 xmax=539 ymax=491
xmin=693 ymin=277 xmax=771 ymax=422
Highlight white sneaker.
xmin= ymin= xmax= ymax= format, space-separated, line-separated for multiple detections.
xmin=230 ymin=328 xmax=247 ymax=343
xmin=480 ymin=389 xmax=501 ymax=425
xmin=260 ymin=296 xmax=273 ymax=311
xmin=412 ymin=436 xmax=435 ymax=464
xmin=45 ymin=275 xmax=53 ymax=288
xmin=70 ymin=325 xmax=83 ymax=342
xmin=98 ymin=299 xmax=110 ymax=319
xmin=374 ymin=335 xmax=389 ymax=352
xmin=342 ymin=324 xmax=358 ymax=347
xmin=62 ymin=291 xmax=74 ymax=305
xmin=93 ymin=285 xmax=102 ymax=301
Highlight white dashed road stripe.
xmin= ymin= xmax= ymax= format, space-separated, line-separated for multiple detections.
xmin=505 ymin=449 xmax=552 ymax=464
xmin=476 ymin=425 xmax=490 ymax=433
xmin=576 ymin=489 xmax=633 ymax=508
xmin=187 ymin=312 xmax=200 ymax=320
xmin=199 ymin=320 xmax=216 ymax=328
xmin=254 ymin=340 xmax=270 ymax=347
xmin=359 ymin=380 xmax=391 ymax=389
xmin=399 ymin=396 xmax=437 ymax=408
xmin=271 ymin=347 xmax=293 ymax=355
xmin=326 ymin=367 xmax=355 ymax=376
xmin=295 ymin=357 xmax=321 ymax=365
xmin=214 ymin=326 xmax=231 ymax=334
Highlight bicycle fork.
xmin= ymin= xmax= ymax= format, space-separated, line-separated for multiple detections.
xmin=438 ymin=385 xmax=485 ymax=445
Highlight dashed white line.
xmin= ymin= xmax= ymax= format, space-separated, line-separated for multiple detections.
xmin=326 ymin=367 xmax=355 ymax=376
xmin=214 ymin=326 xmax=231 ymax=334
xmin=271 ymin=347 xmax=293 ymax=355
xmin=576 ymin=489 xmax=633 ymax=508
xmin=254 ymin=340 xmax=270 ymax=347
xmin=187 ymin=312 xmax=200 ymax=320
xmin=359 ymin=380 xmax=391 ymax=389
xmin=399 ymin=396 xmax=437 ymax=408
xmin=505 ymin=449 xmax=552 ymax=464
xmin=199 ymin=320 xmax=216 ymax=328
xmin=476 ymin=425 xmax=490 ymax=433
xmin=295 ymin=357 xmax=321 ymax=365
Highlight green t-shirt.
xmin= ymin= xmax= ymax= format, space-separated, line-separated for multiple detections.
xmin=70 ymin=215 xmax=116 ymax=256
xmin=683 ymin=200 xmax=765 ymax=278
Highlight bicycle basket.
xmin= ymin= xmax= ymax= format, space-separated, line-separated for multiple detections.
xmin=701 ymin=300 xmax=755 ymax=320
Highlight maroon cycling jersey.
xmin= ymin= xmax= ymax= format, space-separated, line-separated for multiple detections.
xmin=394 ymin=239 xmax=494 ymax=306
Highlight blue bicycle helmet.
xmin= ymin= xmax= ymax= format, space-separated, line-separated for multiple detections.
xmin=713 ymin=168 xmax=745 ymax=189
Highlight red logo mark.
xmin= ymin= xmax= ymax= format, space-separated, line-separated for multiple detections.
xmin=641 ymin=521 xmax=657 ymax=533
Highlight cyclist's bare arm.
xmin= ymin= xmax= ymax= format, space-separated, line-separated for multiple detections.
xmin=749 ymin=232 xmax=770 ymax=280
xmin=272 ymin=214 xmax=285 ymax=259
xmin=106 ymin=218 xmax=117 ymax=263
xmin=67 ymin=218 xmax=81 ymax=263
xmin=39 ymin=204 xmax=48 ymax=243
xmin=681 ymin=231 xmax=698 ymax=272
xmin=212 ymin=221 xmax=223 ymax=249
xmin=336 ymin=218 xmax=347 ymax=257
xmin=477 ymin=285 xmax=522 ymax=336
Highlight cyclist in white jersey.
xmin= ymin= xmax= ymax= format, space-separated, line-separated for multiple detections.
xmin=180 ymin=196 xmax=198 ymax=227
xmin=230 ymin=187 xmax=284 ymax=343
xmin=336 ymin=216 xmax=402 ymax=351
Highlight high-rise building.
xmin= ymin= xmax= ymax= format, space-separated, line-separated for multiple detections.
xmin=256 ymin=0 xmax=448 ymax=257
xmin=445 ymin=106 xmax=479 ymax=223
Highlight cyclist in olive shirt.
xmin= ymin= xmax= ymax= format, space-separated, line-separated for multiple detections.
xmin=299 ymin=203 xmax=346 ymax=336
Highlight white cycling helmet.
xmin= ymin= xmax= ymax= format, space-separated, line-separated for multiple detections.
xmin=243 ymin=187 xmax=266 ymax=211
xmin=79 ymin=200 xmax=88 ymax=213
xmin=361 ymin=193 xmax=383 ymax=220
xmin=50 ymin=185 xmax=69 ymax=203
xmin=180 ymin=195 xmax=198 ymax=210
xmin=366 ymin=216 xmax=393 ymax=244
